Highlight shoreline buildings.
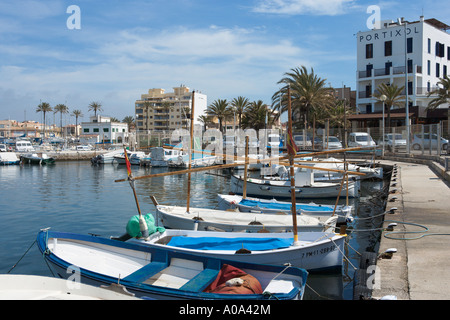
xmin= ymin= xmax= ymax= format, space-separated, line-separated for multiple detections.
xmin=135 ymin=85 xmax=207 ymax=132
xmin=356 ymin=16 xmax=450 ymax=117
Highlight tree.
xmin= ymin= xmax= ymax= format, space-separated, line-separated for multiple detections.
xmin=207 ymin=99 xmax=231 ymax=133
xmin=242 ymin=100 xmax=274 ymax=130
xmin=36 ymin=102 xmax=53 ymax=139
xmin=373 ymin=83 xmax=405 ymax=129
xmin=272 ymin=66 xmax=334 ymax=130
xmin=197 ymin=114 xmax=212 ymax=132
xmin=427 ymin=76 xmax=450 ymax=110
xmin=71 ymin=109 xmax=83 ymax=138
xmin=88 ymin=101 xmax=103 ymax=117
xmin=54 ymin=104 xmax=69 ymax=137
xmin=230 ymin=96 xmax=251 ymax=129
xmin=122 ymin=116 xmax=135 ymax=132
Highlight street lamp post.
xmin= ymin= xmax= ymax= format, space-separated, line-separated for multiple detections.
xmin=380 ymin=94 xmax=387 ymax=157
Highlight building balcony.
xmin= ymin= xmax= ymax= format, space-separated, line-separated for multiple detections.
xmin=358 ymin=65 xmax=422 ymax=79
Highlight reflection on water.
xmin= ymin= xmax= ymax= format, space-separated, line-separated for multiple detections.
xmin=0 ymin=162 xmax=389 ymax=300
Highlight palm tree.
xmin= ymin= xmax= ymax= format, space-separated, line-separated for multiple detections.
xmin=373 ymin=83 xmax=405 ymax=129
xmin=88 ymin=101 xmax=103 ymax=117
xmin=242 ymin=100 xmax=274 ymax=130
xmin=272 ymin=66 xmax=334 ymax=130
xmin=427 ymin=76 xmax=450 ymax=110
xmin=231 ymin=96 xmax=251 ymax=129
xmin=327 ymin=99 xmax=354 ymax=140
xmin=207 ymin=99 xmax=231 ymax=133
xmin=54 ymin=104 xmax=69 ymax=137
xmin=122 ymin=116 xmax=135 ymax=132
xmin=36 ymin=102 xmax=53 ymax=139
xmin=197 ymin=114 xmax=211 ymax=132
xmin=71 ymin=109 xmax=83 ymax=138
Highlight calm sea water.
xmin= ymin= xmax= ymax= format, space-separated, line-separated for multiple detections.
xmin=0 ymin=161 xmax=388 ymax=300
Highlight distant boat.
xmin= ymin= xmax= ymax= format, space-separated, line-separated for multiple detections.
xmin=91 ymin=149 xmax=124 ymax=165
xmin=20 ymin=153 xmax=55 ymax=165
xmin=217 ymin=194 xmax=353 ymax=224
xmin=150 ymin=147 xmax=185 ymax=167
xmin=231 ymin=171 xmax=360 ymax=199
xmin=37 ymin=229 xmax=308 ymax=300
xmin=0 ymin=275 xmax=140 ymax=300
xmin=155 ymin=204 xmax=338 ymax=233
xmin=0 ymin=152 xmax=20 ymax=165
xmin=114 ymin=151 xmax=146 ymax=165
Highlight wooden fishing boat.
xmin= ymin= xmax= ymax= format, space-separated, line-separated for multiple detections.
xmin=0 ymin=152 xmax=20 ymax=165
xmin=0 ymin=275 xmax=140 ymax=300
xmin=155 ymin=204 xmax=338 ymax=233
xmin=37 ymin=229 xmax=308 ymax=300
xmin=129 ymin=229 xmax=347 ymax=273
xmin=20 ymin=153 xmax=55 ymax=165
xmin=217 ymin=194 xmax=353 ymax=224
xmin=230 ymin=173 xmax=360 ymax=199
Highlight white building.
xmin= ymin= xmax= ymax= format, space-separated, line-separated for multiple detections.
xmin=356 ymin=16 xmax=450 ymax=115
xmin=80 ymin=116 xmax=128 ymax=144
xmin=135 ymin=85 xmax=207 ymax=132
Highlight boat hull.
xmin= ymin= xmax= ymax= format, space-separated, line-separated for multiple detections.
xmin=156 ymin=205 xmax=336 ymax=233
xmin=137 ymin=229 xmax=346 ymax=273
xmin=231 ymin=175 xmax=360 ymax=199
xmin=37 ymin=230 xmax=307 ymax=300
xmin=217 ymin=194 xmax=353 ymax=224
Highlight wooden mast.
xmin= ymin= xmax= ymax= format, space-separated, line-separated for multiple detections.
xmin=286 ymin=85 xmax=299 ymax=245
xmin=186 ymin=90 xmax=195 ymax=213
xmin=242 ymin=136 xmax=249 ymax=199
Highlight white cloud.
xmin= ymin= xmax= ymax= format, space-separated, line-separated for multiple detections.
xmin=253 ymin=0 xmax=355 ymax=16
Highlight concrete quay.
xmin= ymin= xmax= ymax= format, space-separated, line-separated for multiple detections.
xmin=371 ymin=155 xmax=450 ymax=300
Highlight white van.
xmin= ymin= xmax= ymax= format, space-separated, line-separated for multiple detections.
xmin=76 ymin=145 xmax=92 ymax=151
xmin=348 ymin=132 xmax=376 ymax=147
xmin=15 ymin=140 xmax=35 ymax=152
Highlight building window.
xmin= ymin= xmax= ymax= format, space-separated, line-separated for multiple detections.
xmin=384 ymin=41 xmax=392 ymax=56
xmin=408 ymin=81 xmax=413 ymax=95
xmin=448 ymin=47 xmax=450 ymax=60
xmin=407 ymin=38 xmax=413 ymax=53
xmin=407 ymin=59 xmax=413 ymax=73
xmin=428 ymin=38 xmax=431 ymax=53
xmin=83 ymin=128 xmax=89 ymax=133
xmin=93 ymin=128 xmax=99 ymax=133
xmin=436 ymin=42 xmax=445 ymax=57
xmin=103 ymin=128 xmax=109 ymax=132
xmin=427 ymin=81 xmax=431 ymax=92
xmin=385 ymin=62 xmax=392 ymax=75
xmin=366 ymin=43 xmax=373 ymax=59
xmin=444 ymin=65 xmax=447 ymax=78
xmin=436 ymin=63 xmax=440 ymax=77
xmin=427 ymin=60 xmax=431 ymax=75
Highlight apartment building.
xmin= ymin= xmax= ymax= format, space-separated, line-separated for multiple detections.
xmin=81 ymin=116 xmax=128 ymax=144
xmin=356 ymin=16 xmax=450 ymax=116
xmin=135 ymin=85 xmax=207 ymax=132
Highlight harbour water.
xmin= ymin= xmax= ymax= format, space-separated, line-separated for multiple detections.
xmin=0 ymin=161 xmax=389 ymax=300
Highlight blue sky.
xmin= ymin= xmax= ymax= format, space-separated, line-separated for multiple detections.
xmin=1 ymin=0 xmax=449 ymax=124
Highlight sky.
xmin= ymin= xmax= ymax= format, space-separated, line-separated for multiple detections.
xmin=1 ymin=0 xmax=449 ymax=124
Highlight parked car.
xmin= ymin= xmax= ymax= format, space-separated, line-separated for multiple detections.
xmin=348 ymin=132 xmax=376 ymax=147
xmin=76 ymin=145 xmax=93 ymax=151
xmin=15 ymin=140 xmax=35 ymax=152
xmin=412 ymin=134 xmax=448 ymax=150
xmin=378 ymin=134 xmax=407 ymax=152
xmin=293 ymin=135 xmax=312 ymax=148
xmin=318 ymin=136 xmax=343 ymax=150
xmin=0 ymin=144 xmax=7 ymax=152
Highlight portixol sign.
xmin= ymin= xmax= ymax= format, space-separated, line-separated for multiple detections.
xmin=359 ymin=26 xmax=420 ymax=42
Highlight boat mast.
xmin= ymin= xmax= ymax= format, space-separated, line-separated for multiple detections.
xmin=287 ymin=85 xmax=299 ymax=245
xmin=186 ymin=90 xmax=195 ymax=214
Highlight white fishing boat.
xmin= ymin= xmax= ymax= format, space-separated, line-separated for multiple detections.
xmin=91 ymin=149 xmax=127 ymax=164
xmin=37 ymin=229 xmax=308 ymax=300
xmin=155 ymin=204 xmax=338 ymax=233
xmin=0 ymin=152 xmax=20 ymax=165
xmin=303 ymin=157 xmax=383 ymax=180
xmin=150 ymin=147 xmax=185 ymax=167
xmin=234 ymin=154 xmax=265 ymax=171
xmin=114 ymin=151 xmax=146 ymax=165
xmin=0 ymin=275 xmax=140 ymax=300
xmin=231 ymin=170 xmax=360 ymax=199
xmin=217 ymin=194 xmax=353 ymax=224
xmin=130 ymin=229 xmax=347 ymax=273
xmin=168 ymin=154 xmax=219 ymax=168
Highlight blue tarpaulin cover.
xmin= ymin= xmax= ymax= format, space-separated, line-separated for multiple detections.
xmin=167 ymin=236 xmax=293 ymax=251
xmin=239 ymin=199 xmax=333 ymax=212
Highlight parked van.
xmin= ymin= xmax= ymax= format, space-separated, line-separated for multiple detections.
xmin=15 ymin=140 xmax=35 ymax=152
xmin=76 ymin=145 xmax=92 ymax=151
xmin=348 ymin=132 xmax=376 ymax=147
